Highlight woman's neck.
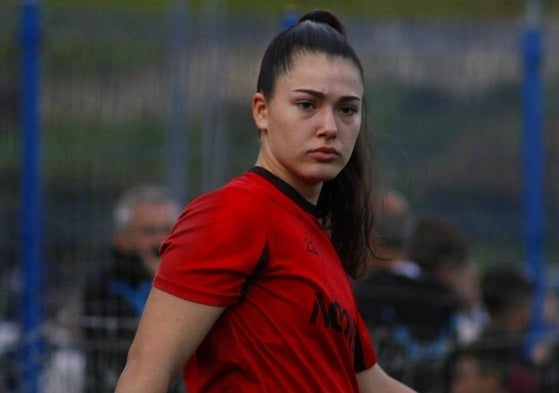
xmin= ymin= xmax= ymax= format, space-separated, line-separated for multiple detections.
xmin=254 ymin=156 xmax=322 ymax=204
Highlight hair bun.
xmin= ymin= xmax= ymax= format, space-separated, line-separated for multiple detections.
xmin=297 ymin=10 xmax=346 ymax=36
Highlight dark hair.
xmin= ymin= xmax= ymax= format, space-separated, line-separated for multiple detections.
xmin=407 ymin=214 xmax=469 ymax=272
xmin=372 ymin=190 xmax=411 ymax=250
xmin=256 ymin=10 xmax=374 ymax=278
xmin=481 ymin=265 xmax=534 ymax=316
xmin=443 ymin=343 xmax=507 ymax=392
xmin=256 ymin=10 xmax=363 ymax=98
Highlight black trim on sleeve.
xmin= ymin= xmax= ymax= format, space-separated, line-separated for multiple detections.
xmin=240 ymin=245 xmax=269 ymax=301
xmin=249 ymin=166 xmax=317 ymax=216
xmin=354 ymin=328 xmax=366 ymax=372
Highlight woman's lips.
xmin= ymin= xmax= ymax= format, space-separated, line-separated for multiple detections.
xmin=309 ymin=147 xmax=340 ymax=161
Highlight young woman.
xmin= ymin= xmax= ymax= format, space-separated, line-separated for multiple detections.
xmin=115 ymin=10 xmax=415 ymax=393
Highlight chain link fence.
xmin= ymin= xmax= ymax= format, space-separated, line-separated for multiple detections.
xmin=1 ymin=3 xmax=558 ymax=392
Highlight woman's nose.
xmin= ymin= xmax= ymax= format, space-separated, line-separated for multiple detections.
xmin=317 ymin=108 xmax=337 ymax=139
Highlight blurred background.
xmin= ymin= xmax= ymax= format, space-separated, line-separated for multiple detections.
xmin=1 ymin=0 xmax=558 ymax=392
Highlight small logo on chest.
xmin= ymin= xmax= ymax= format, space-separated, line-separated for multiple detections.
xmin=305 ymin=237 xmax=319 ymax=255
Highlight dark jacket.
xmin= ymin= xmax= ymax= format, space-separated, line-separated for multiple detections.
xmin=82 ymin=249 xmax=152 ymax=393
xmin=355 ymin=266 xmax=460 ymax=393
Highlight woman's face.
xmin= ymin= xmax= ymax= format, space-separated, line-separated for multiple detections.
xmin=253 ymin=52 xmax=363 ymax=202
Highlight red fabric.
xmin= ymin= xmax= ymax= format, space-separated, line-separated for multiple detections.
xmin=507 ymin=366 xmax=540 ymax=393
xmin=154 ymin=169 xmax=376 ymax=393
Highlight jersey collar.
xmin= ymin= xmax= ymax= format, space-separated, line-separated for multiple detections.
xmin=249 ymin=166 xmax=317 ymax=216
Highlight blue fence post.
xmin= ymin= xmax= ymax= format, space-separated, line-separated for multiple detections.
xmin=20 ymin=1 xmax=44 ymax=392
xmin=521 ymin=0 xmax=545 ymax=355
xmin=280 ymin=9 xmax=298 ymax=31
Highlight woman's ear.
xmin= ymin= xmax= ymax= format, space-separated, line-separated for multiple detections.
xmin=252 ymin=92 xmax=268 ymax=133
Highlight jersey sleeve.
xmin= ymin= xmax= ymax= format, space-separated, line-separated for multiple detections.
xmin=154 ymin=187 xmax=267 ymax=307
xmin=354 ymin=313 xmax=377 ymax=372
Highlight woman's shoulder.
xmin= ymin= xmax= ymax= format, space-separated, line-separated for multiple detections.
xmin=190 ymin=172 xmax=270 ymax=213
xmin=166 ymin=173 xmax=269 ymax=258
xmin=173 ymin=173 xmax=271 ymax=237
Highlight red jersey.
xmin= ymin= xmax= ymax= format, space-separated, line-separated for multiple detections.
xmin=155 ymin=167 xmax=376 ymax=392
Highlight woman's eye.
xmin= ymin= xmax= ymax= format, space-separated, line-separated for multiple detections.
xmin=297 ymin=101 xmax=315 ymax=110
xmin=340 ymin=106 xmax=358 ymax=115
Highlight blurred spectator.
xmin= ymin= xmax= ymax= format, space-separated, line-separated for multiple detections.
xmin=0 ymin=267 xmax=19 ymax=391
xmin=542 ymin=287 xmax=559 ymax=332
xmin=451 ymin=260 xmax=487 ymax=345
xmin=407 ymin=213 xmax=487 ymax=345
xmin=366 ymin=189 xmax=416 ymax=274
xmin=479 ymin=265 xmax=534 ymax=347
xmin=443 ymin=343 xmax=512 ymax=393
xmin=537 ymin=287 xmax=559 ymax=391
xmin=82 ymin=184 xmax=181 ymax=393
xmin=355 ymin=195 xmax=460 ymax=392
xmin=524 ymin=286 xmax=559 ymax=371
xmin=407 ymin=213 xmax=469 ymax=281
xmin=468 ymin=265 xmax=540 ymax=393
xmin=0 ymin=321 xmax=19 ymax=391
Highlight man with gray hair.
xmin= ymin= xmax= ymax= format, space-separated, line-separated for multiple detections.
xmin=111 ymin=184 xmax=181 ymax=276
xmin=82 ymin=184 xmax=181 ymax=393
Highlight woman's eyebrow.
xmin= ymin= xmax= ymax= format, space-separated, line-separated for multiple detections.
xmin=292 ymin=88 xmax=361 ymax=102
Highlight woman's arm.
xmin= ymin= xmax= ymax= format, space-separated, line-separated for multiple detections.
xmin=114 ymin=287 xmax=224 ymax=393
xmin=357 ymin=364 xmax=417 ymax=393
